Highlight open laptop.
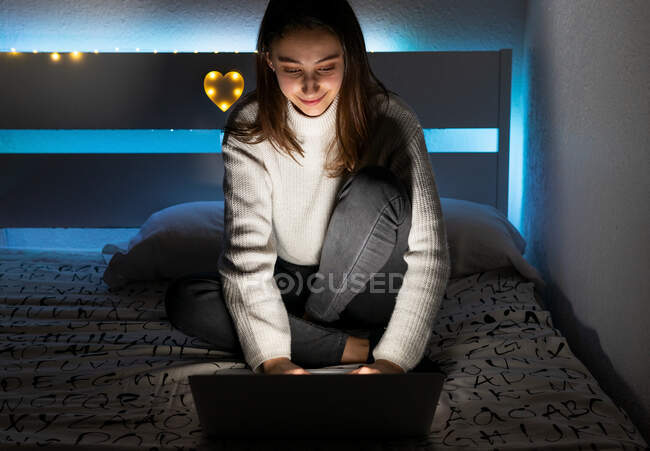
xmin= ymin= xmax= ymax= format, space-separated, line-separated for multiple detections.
xmin=189 ymin=364 xmax=446 ymax=440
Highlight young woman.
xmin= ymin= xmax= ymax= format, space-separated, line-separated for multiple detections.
xmin=165 ymin=0 xmax=451 ymax=375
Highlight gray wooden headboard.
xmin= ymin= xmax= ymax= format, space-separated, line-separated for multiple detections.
xmin=0 ymin=50 xmax=511 ymax=227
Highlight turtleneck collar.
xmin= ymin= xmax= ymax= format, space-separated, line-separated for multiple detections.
xmin=286 ymin=92 xmax=339 ymax=137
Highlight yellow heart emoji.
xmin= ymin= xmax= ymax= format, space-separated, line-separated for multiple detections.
xmin=204 ymin=71 xmax=245 ymax=112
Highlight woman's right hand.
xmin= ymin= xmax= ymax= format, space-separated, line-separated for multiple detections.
xmin=262 ymin=357 xmax=312 ymax=375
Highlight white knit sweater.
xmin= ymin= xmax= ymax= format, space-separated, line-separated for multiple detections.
xmin=217 ymin=91 xmax=451 ymax=374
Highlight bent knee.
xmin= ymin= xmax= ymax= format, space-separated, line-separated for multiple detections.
xmin=346 ymin=165 xmax=411 ymax=222
xmin=356 ymin=165 xmax=408 ymax=198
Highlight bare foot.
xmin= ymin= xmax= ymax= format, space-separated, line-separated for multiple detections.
xmin=262 ymin=357 xmax=312 ymax=375
xmin=341 ymin=335 xmax=370 ymax=364
xmin=301 ymin=312 xmax=370 ymax=364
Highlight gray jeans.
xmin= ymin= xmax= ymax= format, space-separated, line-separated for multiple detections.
xmin=164 ymin=165 xmax=412 ymax=369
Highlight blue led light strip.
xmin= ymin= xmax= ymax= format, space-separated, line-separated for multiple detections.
xmin=423 ymin=128 xmax=497 ymax=153
xmin=0 ymin=129 xmax=497 ymax=154
xmin=0 ymin=130 xmax=224 ymax=154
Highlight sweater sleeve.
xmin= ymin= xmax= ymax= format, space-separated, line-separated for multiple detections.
xmin=371 ymin=124 xmax=452 ymax=372
xmin=217 ymin=136 xmax=291 ymax=374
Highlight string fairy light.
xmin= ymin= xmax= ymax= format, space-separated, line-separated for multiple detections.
xmin=3 ymin=48 xmax=267 ymax=54
xmin=4 ymin=47 xmax=247 ymax=114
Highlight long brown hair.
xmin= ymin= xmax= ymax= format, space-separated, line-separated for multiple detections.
xmin=223 ymin=0 xmax=394 ymax=178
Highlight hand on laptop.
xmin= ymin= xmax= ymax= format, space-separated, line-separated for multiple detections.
xmin=262 ymin=357 xmax=312 ymax=375
xmin=347 ymin=359 xmax=405 ymax=375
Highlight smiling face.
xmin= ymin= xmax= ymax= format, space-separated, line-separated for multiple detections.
xmin=265 ymin=27 xmax=345 ymax=117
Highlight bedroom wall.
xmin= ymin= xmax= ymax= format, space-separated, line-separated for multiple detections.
xmin=0 ymin=0 xmax=529 ymax=231
xmin=522 ymin=0 xmax=650 ymax=441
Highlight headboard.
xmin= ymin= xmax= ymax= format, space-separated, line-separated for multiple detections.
xmin=0 ymin=50 xmax=511 ymax=227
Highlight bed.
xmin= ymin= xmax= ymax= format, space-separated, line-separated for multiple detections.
xmin=1 ymin=49 xmax=647 ymax=450
xmin=0 ymin=247 xmax=646 ymax=450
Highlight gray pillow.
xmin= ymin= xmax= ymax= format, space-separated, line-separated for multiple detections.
xmin=101 ymin=201 xmax=224 ymax=289
xmin=101 ymin=198 xmax=545 ymax=293
xmin=443 ymin=198 xmax=545 ymax=293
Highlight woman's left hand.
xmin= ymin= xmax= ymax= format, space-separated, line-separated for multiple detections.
xmin=347 ymin=359 xmax=405 ymax=374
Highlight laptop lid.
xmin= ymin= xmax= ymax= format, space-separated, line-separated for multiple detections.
xmin=189 ymin=371 xmax=445 ymax=440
